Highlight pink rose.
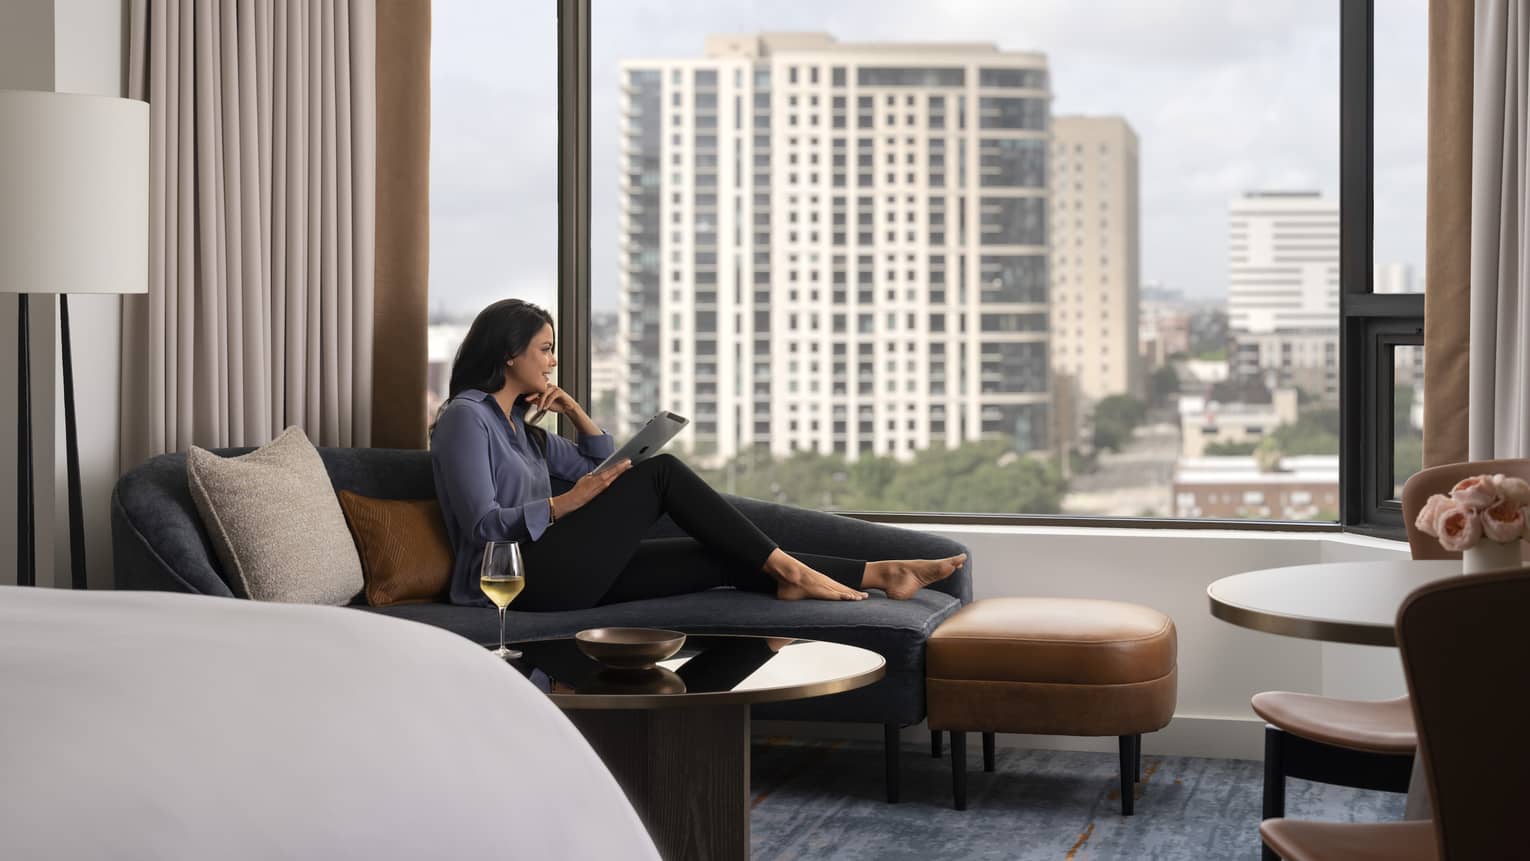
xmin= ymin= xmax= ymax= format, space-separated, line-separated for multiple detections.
xmin=1435 ymin=502 xmax=1483 ymax=552
xmin=1493 ymin=475 xmax=1530 ymax=506
xmin=1482 ymin=499 xmax=1527 ymax=543
xmin=1450 ymin=476 xmax=1497 ymax=510
xmin=1415 ymin=493 xmax=1454 ymax=536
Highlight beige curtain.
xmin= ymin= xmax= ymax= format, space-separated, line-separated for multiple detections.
xmin=121 ymin=0 xmax=377 ymax=469
xmin=1468 ymin=0 xmax=1530 ymax=459
xmin=373 ymin=0 xmax=430 ymax=450
xmin=1423 ymin=0 xmax=1475 ymax=468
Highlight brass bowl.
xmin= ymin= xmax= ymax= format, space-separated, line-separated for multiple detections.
xmin=575 ymin=627 xmax=687 ymax=669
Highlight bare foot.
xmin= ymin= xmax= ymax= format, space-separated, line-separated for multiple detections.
xmin=865 ymin=554 xmax=967 ymax=601
xmin=766 ymin=550 xmax=868 ymax=602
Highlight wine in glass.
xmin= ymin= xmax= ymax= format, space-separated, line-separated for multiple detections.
xmin=480 ymin=540 xmax=525 ymax=660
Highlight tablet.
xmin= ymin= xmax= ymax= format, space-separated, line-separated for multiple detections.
xmin=595 ymin=411 xmax=689 ymax=472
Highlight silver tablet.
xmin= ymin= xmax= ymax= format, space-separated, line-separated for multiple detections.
xmin=595 ymin=411 xmax=689 ymax=473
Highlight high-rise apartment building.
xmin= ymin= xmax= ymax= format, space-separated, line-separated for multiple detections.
xmin=1226 ymin=191 xmax=1339 ymax=399
xmin=1373 ymin=261 xmax=1420 ymax=294
xmin=618 ymin=33 xmax=1051 ymax=463
xmin=1049 ymin=116 xmax=1140 ymax=402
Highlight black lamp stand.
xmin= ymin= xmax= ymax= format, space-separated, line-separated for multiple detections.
xmin=16 ymin=294 xmax=33 ymax=587
xmin=15 ymin=292 xmax=88 ymax=590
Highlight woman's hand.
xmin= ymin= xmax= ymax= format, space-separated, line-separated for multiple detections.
xmin=551 ymin=460 xmax=632 ymax=518
xmin=526 ymin=384 xmax=582 ymax=422
xmin=526 ymin=385 xmax=599 ymax=435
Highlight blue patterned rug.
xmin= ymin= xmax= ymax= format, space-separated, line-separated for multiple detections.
xmin=749 ymin=739 xmax=1406 ymax=860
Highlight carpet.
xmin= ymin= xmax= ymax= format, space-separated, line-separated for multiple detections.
xmin=749 ymin=739 xmax=1408 ymax=860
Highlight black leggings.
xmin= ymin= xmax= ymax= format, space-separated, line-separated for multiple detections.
xmin=516 ymin=454 xmax=867 ymax=612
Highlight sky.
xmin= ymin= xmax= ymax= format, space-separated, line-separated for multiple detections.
xmin=428 ymin=0 xmax=1427 ymax=319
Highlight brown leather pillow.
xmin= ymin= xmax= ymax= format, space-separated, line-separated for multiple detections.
xmin=336 ymin=491 xmax=454 ymax=607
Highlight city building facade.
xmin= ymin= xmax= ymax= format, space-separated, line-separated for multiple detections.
xmin=618 ymin=33 xmax=1053 ymax=463
xmin=1226 ymin=191 xmax=1339 ymax=401
xmin=1172 ymin=454 xmax=1339 ymax=520
xmin=1049 ymin=116 xmax=1141 ymax=402
xmin=1177 ymin=388 xmax=1299 ymax=458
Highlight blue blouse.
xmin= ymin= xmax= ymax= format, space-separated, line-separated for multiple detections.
xmin=430 ymin=388 xmax=615 ymax=606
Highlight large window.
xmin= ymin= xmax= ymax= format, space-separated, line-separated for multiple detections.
xmin=426 ymin=3 xmax=559 ymax=424
xmin=567 ymin=1 xmax=1418 ymax=530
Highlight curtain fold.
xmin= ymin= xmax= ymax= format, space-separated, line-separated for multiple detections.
xmin=372 ymin=0 xmax=430 ymax=450
xmin=1467 ymin=0 xmax=1530 ymax=459
xmin=121 ymin=0 xmax=377 ymax=470
xmin=1423 ymin=0 xmax=1475 ymax=467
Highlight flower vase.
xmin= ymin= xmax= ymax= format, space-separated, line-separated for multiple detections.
xmin=1463 ymin=540 xmax=1524 ymax=575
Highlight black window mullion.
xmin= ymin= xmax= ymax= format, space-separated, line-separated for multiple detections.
xmin=1338 ymin=0 xmax=1375 ymax=528
xmin=557 ymin=0 xmax=592 ymax=440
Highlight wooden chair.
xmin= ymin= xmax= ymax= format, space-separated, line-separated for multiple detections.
xmin=1255 ymin=458 xmax=1530 ymax=860
xmin=1260 ymin=566 xmax=1530 ymax=860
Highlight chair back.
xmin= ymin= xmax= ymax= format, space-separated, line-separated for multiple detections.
xmin=1400 ymin=459 xmax=1530 ymax=559
xmin=1397 ymin=566 xmax=1530 ymax=859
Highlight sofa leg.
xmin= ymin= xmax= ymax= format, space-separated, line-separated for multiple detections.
xmin=931 ymin=729 xmax=943 ymax=759
xmin=1262 ymin=726 xmax=1285 ymax=861
xmin=951 ymin=730 xmax=968 ymax=810
xmin=982 ymin=731 xmax=996 ymax=772
xmin=1135 ymin=733 xmax=1143 ymax=782
xmin=884 ymin=723 xmax=901 ymax=804
xmin=1118 ymin=734 xmax=1136 ymax=815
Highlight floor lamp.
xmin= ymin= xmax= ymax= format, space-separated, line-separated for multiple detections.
xmin=0 ymin=90 xmax=149 ymax=588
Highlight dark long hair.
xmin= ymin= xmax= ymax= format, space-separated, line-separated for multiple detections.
xmin=431 ymin=299 xmax=555 ymax=453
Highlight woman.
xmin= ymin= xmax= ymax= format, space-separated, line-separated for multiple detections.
xmin=430 ymin=299 xmax=965 ymax=611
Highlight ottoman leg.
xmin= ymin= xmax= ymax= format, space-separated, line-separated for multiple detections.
xmin=951 ymin=731 xmax=968 ymax=810
xmin=1118 ymin=735 xmax=1137 ymax=816
xmin=982 ymin=731 xmax=996 ymax=772
xmin=884 ymin=723 xmax=901 ymax=804
xmin=931 ymin=729 xmax=943 ymax=759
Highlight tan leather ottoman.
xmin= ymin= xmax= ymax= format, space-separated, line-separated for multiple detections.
xmin=925 ymin=597 xmax=1177 ymax=814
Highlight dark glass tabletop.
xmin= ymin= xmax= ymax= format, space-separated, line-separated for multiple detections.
xmin=495 ymin=633 xmax=885 ymax=709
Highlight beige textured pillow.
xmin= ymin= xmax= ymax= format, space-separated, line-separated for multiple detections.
xmin=187 ymin=426 xmax=364 ymax=605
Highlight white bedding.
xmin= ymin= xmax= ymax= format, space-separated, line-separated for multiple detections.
xmin=0 ymin=586 xmax=658 ymax=860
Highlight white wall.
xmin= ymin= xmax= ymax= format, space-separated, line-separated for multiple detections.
xmin=0 ymin=0 xmax=129 ymax=589
xmin=764 ymin=527 xmax=1411 ymax=761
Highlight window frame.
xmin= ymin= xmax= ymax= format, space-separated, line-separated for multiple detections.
xmin=559 ymin=0 xmax=1413 ymax=536
xmin=1338 ymin=0 xmax=1425 ymax=538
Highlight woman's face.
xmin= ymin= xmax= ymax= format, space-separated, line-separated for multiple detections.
xmin=506 ymin=323 xmax=557 ymax=395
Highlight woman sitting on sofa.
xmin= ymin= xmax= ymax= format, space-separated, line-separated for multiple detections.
xmin=430 ymin=298 xmax=965 ymax=611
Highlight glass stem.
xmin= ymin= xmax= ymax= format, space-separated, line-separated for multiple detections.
xmin=498 ymin=606 xmax=508 ymax=652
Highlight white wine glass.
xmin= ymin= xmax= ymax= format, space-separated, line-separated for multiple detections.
xmin=480 ymin=540 xmax=525 ymax=660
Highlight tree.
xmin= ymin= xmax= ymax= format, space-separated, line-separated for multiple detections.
xmin=1394 ymin=437 xmax=1424 ymax=488
xmin=1149 ymin=366 xmax=1180 ymax=407
xmin=1204 ymin=441 xmax=1258 ymax=456
xmin=877 ymin=440 xmax=1065 ymax=514
xmin=1269 ymin=407 xmax=1340 ymax=456
xmin=1392 ymin=384 xmax=1423 ymax=484
xmin=1091 ymin=395 xmax=1148 ymax=452
xmin=697 ymin=450 xmax=854 ymax=509
xmin=696 ymin=440 xmax=1067 ymax=514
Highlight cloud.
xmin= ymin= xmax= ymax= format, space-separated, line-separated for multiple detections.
xmin=431 ymin=0 xmax=1427 ymax=311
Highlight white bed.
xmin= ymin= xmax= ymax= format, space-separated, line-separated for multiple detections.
xmin=0 ymin=586 xmax=658 ymax=860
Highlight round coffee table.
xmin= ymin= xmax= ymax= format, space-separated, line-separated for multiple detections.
xmin=1206 ymin=559 xmax=1462 ymax=823
xmin=504 ymin=634 xmax=885 ymax=861
xmin=1207 ymin=560 xmax=1460 ymax=646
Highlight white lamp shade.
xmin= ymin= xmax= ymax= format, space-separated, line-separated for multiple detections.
xmin=0 ymin=90 xmax=149 ymax=295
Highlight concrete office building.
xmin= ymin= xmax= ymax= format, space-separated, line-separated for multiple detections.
xmin=1227 ymin=191 xmax=1340 ymax=400
xmin=618 ymin=33 xmax=1051 ymax=463
xmin=1049 ymin=116 xmax=1140 ymax=402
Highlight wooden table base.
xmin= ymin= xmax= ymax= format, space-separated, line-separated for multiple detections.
xmin=568 ymin=705 xmax=751 ymax=861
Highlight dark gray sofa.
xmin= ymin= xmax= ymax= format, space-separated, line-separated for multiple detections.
xmin=111 ymin=446 xmax=972 ymax=800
